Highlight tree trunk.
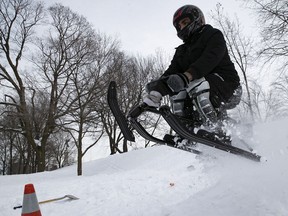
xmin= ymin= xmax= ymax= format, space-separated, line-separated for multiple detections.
xmin=109 ymin=137 xmax=117 ymax=155
xmin=123 ymin=139 xmax=128 ymax=152
xmin=9 ymin=141 xmax=13 ymax=175
xmin=38 ymin=146 xmax=46 ymax=172
xmin=77 ymin=149 xmax=82 ymax=176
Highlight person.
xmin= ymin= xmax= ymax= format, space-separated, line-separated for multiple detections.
xmin=143 ymin=5 xmax=242 ymax=141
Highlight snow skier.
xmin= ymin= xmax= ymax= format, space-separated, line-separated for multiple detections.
xmin=143 ymin=5 xmax=242 ymax=143
xmin=107 ymin=5 xmax=261 ymax=161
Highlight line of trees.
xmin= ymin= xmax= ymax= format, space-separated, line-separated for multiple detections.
xmin=211 ymin=0 xmax=288 ymax=122
xmin=0 ymin=0 xmax=287 ymax=175
xmin=246 ymin=0 xmax=288 ymax=118
xmin=0 ymin=0 xmax=163 ymax=175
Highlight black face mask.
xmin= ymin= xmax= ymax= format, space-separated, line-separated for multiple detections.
xmin=177 ymin=21 xmax=204 ymax=42
xmin=177 ymin=22 xmax=196 ymax=41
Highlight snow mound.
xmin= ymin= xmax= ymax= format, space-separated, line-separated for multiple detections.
xmin=1 ymin=118 xmax=288 ymax=216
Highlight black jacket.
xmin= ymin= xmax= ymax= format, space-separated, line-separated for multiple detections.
xmin=163 ymin=24 xmax=240 ymax=103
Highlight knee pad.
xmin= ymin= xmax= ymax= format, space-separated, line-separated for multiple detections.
xmin=170 ymin=90 xmax=187 ymax=116
xmin=186 ymin=78 xmax=218 ymax=123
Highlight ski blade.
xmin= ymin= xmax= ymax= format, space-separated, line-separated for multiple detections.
xmin=159 ymin=106 xmax=261 ymax=162
xmin=130 ymin=117 xmax=202 ymax=155
xmin=107 ymin=81 xmax=135 ymax=141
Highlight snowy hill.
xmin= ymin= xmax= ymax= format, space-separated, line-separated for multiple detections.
xmin=1 ymin=119 xmax=288 ymax=216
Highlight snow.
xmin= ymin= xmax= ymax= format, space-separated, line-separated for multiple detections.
xmin=1 ymin=118 xmax=288 ymax=216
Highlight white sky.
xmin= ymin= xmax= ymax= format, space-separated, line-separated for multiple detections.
xmin=49 ymin=0 xmax=257 ymax=57
xmin=47 ymin=0 xmax=275 ymax=87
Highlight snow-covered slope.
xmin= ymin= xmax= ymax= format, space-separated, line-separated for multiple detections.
xmin=1 ymin=119 xmax=288 ymax=216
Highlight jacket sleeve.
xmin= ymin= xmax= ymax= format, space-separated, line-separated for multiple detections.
xmin=186 ymin=30 xmax=227 ymax=80
xmin=162 ymin=48 xmax=183 ymax=77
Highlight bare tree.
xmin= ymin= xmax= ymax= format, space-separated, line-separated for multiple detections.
xmin=46 ymin=132 xmax=75 ymax=170
xmin=28 ymin=4 xmax=111 ymax=172
xmin=244 ymin=0 xmax=288 ymax=70
xmin=101 ymin=51 xmax=138 ymax=154
xmin=0 ymin=0 xmax=45 ymax=172
xmin=55 ymin=28 xmax=119 ymax=175
xmin=0 ymin=132 xmax=9 ymax=175
xmin=211 ymin=4 xmax=256 ymax=121
xmin=248 ymin=81 xmax=281 ymax=121
xmin=271 ymin=76 xmax=288 ymax=117
xmin=239 ymin=0 xmax=288 ymax=120
xmin=0 ymin=107 xmax=36 ymax=174
xmin=100 ymin=51 xmax=158 ymax=154
xmin=62 ymin=65 xmax=106 ymax=176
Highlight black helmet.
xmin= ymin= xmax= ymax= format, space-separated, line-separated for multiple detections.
xmin=173 ymin=5 xmax=205 ymax=41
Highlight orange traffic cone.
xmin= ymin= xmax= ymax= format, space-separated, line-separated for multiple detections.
xmin=21 ymin=184 xmax=42 ymax=216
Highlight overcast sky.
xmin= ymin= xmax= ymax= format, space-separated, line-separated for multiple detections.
xmin=49 ymin=0 xmax=256 ymax=57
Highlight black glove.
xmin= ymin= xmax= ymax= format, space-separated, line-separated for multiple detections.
xmin=145 ymin=77 xmax=171 ymax=96
xmin=166 ymin=73 xmax=189 ymax=93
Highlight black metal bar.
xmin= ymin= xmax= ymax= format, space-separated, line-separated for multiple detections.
xmin=159 ymin=106 xmax=261 ymax=162
xmin=107 ymin=81 xmax=135 ymax=141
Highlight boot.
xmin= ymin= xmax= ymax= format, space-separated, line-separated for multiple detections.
xmin=197 ymin=129 xmax=231 ymax=145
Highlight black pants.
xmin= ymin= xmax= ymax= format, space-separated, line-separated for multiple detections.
xmin=206 ymin=73 xmax=242 ymax=109
xmin=146 ymin=74 xmax=241 ymax=110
